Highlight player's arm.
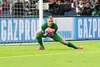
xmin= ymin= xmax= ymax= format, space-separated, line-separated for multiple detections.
xmin=46 ymin=25 xmax=58 ymax=37
xmin=44 ymin=24 xmax=58 ymax=37
xmin=52 ymin=23 xmax=58 ymax=34
xmin=41 ymin=23 xmax=47 ymax=33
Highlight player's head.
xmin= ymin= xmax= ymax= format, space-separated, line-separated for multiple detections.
xmin=78 ymin=0 xmax=83 ymax=5
xmin=85 ymin=1 xmax=91 ymax=8
xmin=47 ymin=16 xmax=53 ymax=27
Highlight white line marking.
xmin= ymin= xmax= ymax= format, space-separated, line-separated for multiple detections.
xmin=0 ymin=50 xmax=100 ymax=59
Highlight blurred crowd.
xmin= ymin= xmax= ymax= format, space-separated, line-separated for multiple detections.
xmin=0 ymin=0 xmax=39 ymax=17
xmin=0 ymin=0 xmax=100 ymax=17
xmin=76 ymin=0 xmax=100 ymax=16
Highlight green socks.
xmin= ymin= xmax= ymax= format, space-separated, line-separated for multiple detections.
xmin=66 ymin=42 xmax=77 ymax=49
xmin=36 ymin=35 xmax=44 ymax=47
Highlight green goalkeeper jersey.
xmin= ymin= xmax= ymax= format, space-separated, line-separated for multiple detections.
xmin=41 ymin=22 xmax=58 ymax=34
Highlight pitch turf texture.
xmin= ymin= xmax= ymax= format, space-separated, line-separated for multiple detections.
xmin=0 ymin=40 xmax=100 ymax=67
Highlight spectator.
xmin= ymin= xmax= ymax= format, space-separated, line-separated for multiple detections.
xmin=82 ymin=1 xmax=93 ymax=16
xmin=74 ymin=0 xmax=89 ymax=7
xmin=26 ymin=0 xmax=39 ymax=17
xmin=23 ymin=0 xmax=29 ymax=8
xmin=92 ymin=0 xmax=99 ymax=6
xmin=92 ymin=0 xmax=100 ymax=16
xmin=76 ymin=0 xmax=85 ymax=16
xmin=10 ymin=0 xmax=26 ymax=17
xmin=2 ymin=0 xmax=10 ymax=16
xmin=52 ymin=0 xmax=65 ymax=15
xmin=90 ymin=0 xmax=94 ymax=5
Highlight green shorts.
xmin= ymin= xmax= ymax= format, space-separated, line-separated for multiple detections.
xmin=51 ymin=33 xmax=63 ymax=41
xmin=40 ymin=32 xmax=63 ymax=41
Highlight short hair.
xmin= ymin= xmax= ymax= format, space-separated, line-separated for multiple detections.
xmin=85 ymin=1 xmax=91 ymax=4
xmin=48 ymin=16 xmax=53 ymax=19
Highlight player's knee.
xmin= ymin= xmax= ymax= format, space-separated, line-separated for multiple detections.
xmin=36 ymin=32 xmax=39 ymax=35
xmin=36 ymin=31 xmax=42 ymax=37
xmin=36 ymin=31 xmax=41 ymax=35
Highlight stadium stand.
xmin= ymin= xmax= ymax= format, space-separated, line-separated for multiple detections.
xmin=0 ymin=0 xmax=100 ymax=17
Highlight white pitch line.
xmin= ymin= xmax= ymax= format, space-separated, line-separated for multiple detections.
xmin=0 ymin=50 xmax=100 ymax=59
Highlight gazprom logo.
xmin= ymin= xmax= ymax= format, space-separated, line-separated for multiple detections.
xmin=78 ymin=18 xmax=100 ymax=38
xmin=0 ymin=19 xmax=39 ymax=42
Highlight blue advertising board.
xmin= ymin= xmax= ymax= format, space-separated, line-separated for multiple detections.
xmin=74 ymin=17 xmax=100 ymax=40
xmin=0 ymin=18 xmax=41 ymax=43
xmin=0 ymin=17 xmax=100 ymax=43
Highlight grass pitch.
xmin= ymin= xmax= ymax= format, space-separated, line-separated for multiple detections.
xmin=0 ymin=40 xmax=100 ymax=67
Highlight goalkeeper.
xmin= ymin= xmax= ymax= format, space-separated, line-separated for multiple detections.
xmin=36 ymin=16 xmax=83 ymax=50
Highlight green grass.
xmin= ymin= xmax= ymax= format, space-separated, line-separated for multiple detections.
xmin=0 ymin=40 xmax=100 ymax=67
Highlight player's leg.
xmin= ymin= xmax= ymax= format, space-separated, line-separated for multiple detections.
xmin=36 ymin=30 xmax=44 ymax=50
xmin=52 ymin=33 xmax=83 ymax=49
xmin=59 ymin=39 xmax=77 ymax=49
xmin=59 ymin=40 xmax=83 ymax=49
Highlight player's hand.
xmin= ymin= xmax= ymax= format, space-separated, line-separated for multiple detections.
xmin=47 ymin=33 xmax=54 ymax=37
xmin=46 ymin=28 xmax=55 ymax=32
xmin=44 ymin=28 xmax=54 ymax=37
xmin=44 ymin=32 xmax=54 ymax=37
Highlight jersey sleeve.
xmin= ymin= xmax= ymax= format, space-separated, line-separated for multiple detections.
xmin=41 ymin=23 xmax=47 ymax=33
xmin=53 ymin=23 xmax=58 ymax=34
